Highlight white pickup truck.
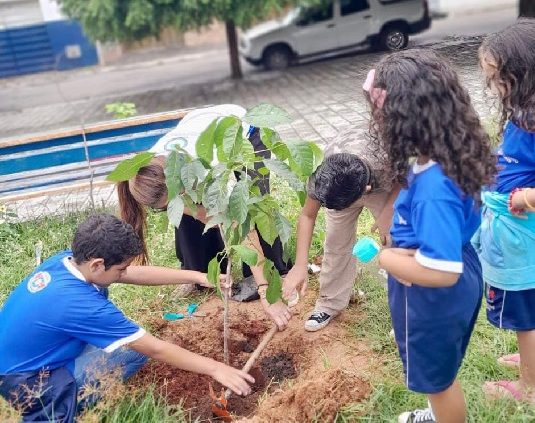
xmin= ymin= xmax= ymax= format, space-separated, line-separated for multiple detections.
xmin=239 ymin=0 xmax=431 ymax=70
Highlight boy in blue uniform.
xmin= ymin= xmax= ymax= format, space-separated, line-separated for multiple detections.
xmin=0 ymin=214 xmax=253 ymax=422
xmin=366 ymin=50 xmax=495 ymax=422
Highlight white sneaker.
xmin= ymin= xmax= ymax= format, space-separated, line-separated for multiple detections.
xmin=398 ymin=408 xmax=436 ymax=423
xmin=304 ymin=311 xmax=333 ymax=332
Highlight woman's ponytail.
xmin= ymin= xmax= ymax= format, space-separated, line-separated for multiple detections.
xmin=117 ymin=180 xmax=149 ymax=264
xmin=116 ymin=156 xmax=167 ymax=265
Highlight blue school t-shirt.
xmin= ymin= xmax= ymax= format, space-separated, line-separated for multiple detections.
xmin=391 ymin=161 xmax=480 ymax=274
xmin=495 ymin=121 xmax=535 ymax=193
xmin=0 ymin=250 xmax=145 ymax=375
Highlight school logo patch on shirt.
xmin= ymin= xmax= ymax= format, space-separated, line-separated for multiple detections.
xmin=27 ymin=271 xmax=51 ymax=293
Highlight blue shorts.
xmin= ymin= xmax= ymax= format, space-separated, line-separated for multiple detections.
xmin=486 ymin=284 xmax=535 ymax=331
xmin=388 ymin=244 xmax=483 ymax=394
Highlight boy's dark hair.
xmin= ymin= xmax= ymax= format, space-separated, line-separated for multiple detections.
xmin=314 ymin=153 xmax=370 ymax=210
xmin=369 ymin=49 xmax=496 ymax=199
xmin=479 ymin=19 xmax=535 ymax=133
xmin=72 ymin=214 xmax=143 ymax=269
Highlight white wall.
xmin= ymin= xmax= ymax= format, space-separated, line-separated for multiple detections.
xmin=0 ymin=0 xmax=43 ymax=29
xmin=38 ymin=0 xmax=63 ymax=21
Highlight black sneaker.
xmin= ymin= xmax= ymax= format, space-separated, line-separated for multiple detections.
xmin=304 ymin=311 xmax=333 ymax=332
xmin=398 ymin=408 xmax=436 ymax=423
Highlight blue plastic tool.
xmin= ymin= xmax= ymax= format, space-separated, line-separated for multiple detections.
xmin=163 ymin=313 xmax=185 ymax=321
xmin=187 ymin=303 xmax=199 ymax=316
xmin=163 ymin=304 xmax=200 ymax=321
xmin=352 ymin=237 xmax=381 ymax=263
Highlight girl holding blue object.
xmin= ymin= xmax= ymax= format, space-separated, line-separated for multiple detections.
xmin=473 ymin=20 xmax=535 ymax=403
xmin=366 ymin=50 xmax=495 ymax=423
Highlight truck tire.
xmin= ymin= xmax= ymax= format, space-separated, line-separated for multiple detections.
xmin=380 ymin=27 xmax=409 ymax=51
xmin=263 ymin=45 xmax=292 ymax=70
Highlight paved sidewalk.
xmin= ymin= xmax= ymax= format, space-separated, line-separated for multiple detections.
xmin=1 ymin=38 xmax=491 ymax=144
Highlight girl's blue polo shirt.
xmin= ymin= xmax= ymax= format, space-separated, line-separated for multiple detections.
xmin=390 ymin=161 xmax=480 ymax=272
xmin=0 ymin=251 xmax=145 ymax=375
xmin=495 ymin=121 xmax=535 ymax=193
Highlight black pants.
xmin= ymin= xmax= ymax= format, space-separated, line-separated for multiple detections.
xmin=174 ymin=127 xmax=291 ymax=276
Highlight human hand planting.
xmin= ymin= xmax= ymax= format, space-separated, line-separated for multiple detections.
xmin=211 ymin=362 xmax=255 ymax=396
xmin=282 ymin=265 xmax=308 ymax=303
xmin=260 ymin=297 xmax=292 ymax=331
xmin=198 ymin=273 xmax=232 ymax=289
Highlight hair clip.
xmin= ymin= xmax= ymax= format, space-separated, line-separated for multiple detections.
xmin=363 ymin=69 xmax=387 ymax=109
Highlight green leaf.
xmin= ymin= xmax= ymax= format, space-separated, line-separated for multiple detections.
xmin=263 ymin=159 xmax=305 ymax=192
xmin=239 ymin=214 xmax=253 ymax=239
xmin=196 ymin=119 xmax=217 ymax=163
xmin=207 ymin=257 xmax=222 ymax=299
xmin=240 ymin=138 xmax=256 ymax=163
xmin=106 ymin=152 xmax=155 ymax=182
xmin=181 ymin=159 xmax=207 ymax=192
xmin=286 ymin=140 xmax=315 ymax=177
xmin=272 ymin=142 xmax=290 ymax=161
xmin=243 ymin=104 xmax=292 ymax=128
xmin=257 ymin=166 xmax=270 ymax=176
xmin=225 ymin=225 xmax=241 ymax=246
xmin=167 ymin=196 xmax=184 ymax=228
xmin=182 ymin=194 xmax=198 ymax=217
xmin=229 ymin=179 xmax=249 ymax=224
xmin=202 ymin=177 xmax=229 ymax=215
xmin=263 ymin=259 xmax=282 ymax=305
xmin=274 ymin=211 xmax=292 ymax=247
xmin=254 ymin=208 xmax=278 ymax=246
xmin=260 ymin=127 xmax=277 ymax=148
xmin=222 ymin=118 xmax=242 ymax=161
xmin=231 ymin=245 xmax=258 ymax=267
xmin=297 ymin=190 xmax=307 ymax=207
xmin=310 ymin=141 xmax=324 ymax=173
xmin=203 ymin=213 xmax=224 ymax=233
xmin=164 ymin=150 xmax=186 ymax=200
xmin=214 ymin=116 xmax=239 ymax=161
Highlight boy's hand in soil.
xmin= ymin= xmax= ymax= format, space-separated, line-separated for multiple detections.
xmin=282 ymin=265 xmax=308 ymax=302
xmin=260 ymin=297 xmax=292 ymax=331
xmin=211 ymin=362 xmax=255 ymax=396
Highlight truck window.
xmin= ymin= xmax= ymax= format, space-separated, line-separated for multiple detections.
xmin=340 ymin=0 xmax=370 ymax=15
xmin=297 ymin=2 xmax=334 ymax=25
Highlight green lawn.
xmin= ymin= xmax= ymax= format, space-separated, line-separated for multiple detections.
xmin=1 ymin=180 xmax=534 ymax=422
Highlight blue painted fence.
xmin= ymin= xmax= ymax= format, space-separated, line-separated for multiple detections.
xmin=0 ymin=20 xmax=98 ymax=79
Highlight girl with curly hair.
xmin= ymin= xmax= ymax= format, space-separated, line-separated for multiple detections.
xmin=474 ymin=19 xmax=535 ymax=403
xmin=366 ymin=49 xmax=495 ymax=423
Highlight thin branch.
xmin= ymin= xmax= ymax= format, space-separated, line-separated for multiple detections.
xmin=52 ymin=53 xmax=95 ymax=211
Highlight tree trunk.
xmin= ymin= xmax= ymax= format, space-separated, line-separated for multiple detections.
xmin=519 ymin=0 xmax=535 ymax=17
xmin=225 ymin=20 xmax=242 ymax=79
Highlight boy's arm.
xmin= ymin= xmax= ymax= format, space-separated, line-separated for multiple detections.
xmin=118 ymin=266 xmax=214 ymax=287
xmin=128 ymin=333 xmax=254 ymax=395
xmin=282 ymin=196 xmax=321 ymax=299
xmin=379 ymin=248 xmax=460 ymax=288
xmin=371 ymin=182 xmax=402 ymax=246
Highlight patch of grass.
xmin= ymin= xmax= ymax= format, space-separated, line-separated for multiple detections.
xmin=81 ymin=387 xmax=188 ymax=423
